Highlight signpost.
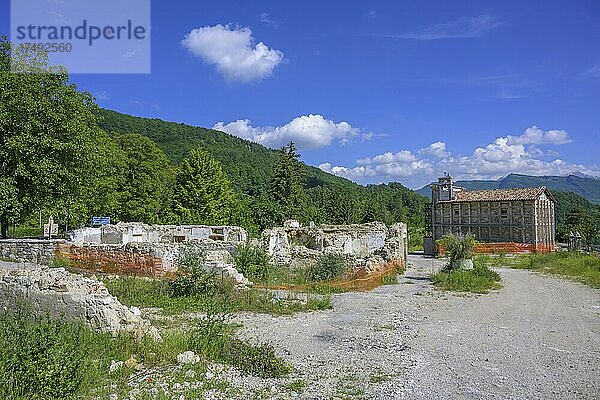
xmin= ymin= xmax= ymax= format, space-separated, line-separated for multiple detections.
xmin=92 ymin=216 xmax=111 ymax=226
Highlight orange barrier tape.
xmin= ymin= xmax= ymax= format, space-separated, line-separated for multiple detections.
xmin=254 ymin=259 xmax=405 ymax=293
xmin=437 ymin=242 xmax=554 ymax=256
xmin=55 ymin=243 xmax=164 ymax=277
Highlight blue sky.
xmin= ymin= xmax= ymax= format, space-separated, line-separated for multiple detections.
xmin=2 ymin=0 xmax=600 ymax=188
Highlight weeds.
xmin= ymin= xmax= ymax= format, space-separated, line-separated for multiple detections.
xmin=50 ymin=255 xmax=74 ymax=268
xmin=170 ymin=249 xmax=220 ymax=297
xmin=0 ymin=304 xmax=291 ymax=399
xmin=105 ymin=275 xmax=331 ymax=315
xmin=382 ymin=274 xmax=398 ymax=285
xmin=286 ymin=379 xmax=307 ymax=393
xmin=509 ymin=251 xmax=600 ymax=288
xmin=233 ymin=243 xmax=272 ymax=282
xmin=431 ymin=262 xmax=501 ymax=294
xmin=307 ymin=253 xmax=348 ymax=282
xmin=0 ymin=308 xmax=86 ymax=399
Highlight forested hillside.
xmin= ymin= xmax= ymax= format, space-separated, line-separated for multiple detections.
xmin=96 ymin=109 xmax=353 ymax=196
xmin=95 ymin=109 xmax=429 ymax=243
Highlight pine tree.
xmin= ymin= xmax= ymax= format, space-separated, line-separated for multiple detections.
xmin=269 ymin=142 xmax=307 ymax=219
xmin=173 ymin=147 xmax=235 ymax=225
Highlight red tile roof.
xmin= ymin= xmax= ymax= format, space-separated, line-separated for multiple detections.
xmin=439 ymin=187 xmax=551 ymax=202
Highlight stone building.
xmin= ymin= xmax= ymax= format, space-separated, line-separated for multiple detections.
xmin=425 ymin=175 xmax=555 ymax=253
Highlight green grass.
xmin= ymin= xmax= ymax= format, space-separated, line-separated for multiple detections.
xmin=105 ymin=276 xmax=332 ymax=315
xmin=286 ymin=379 xmax=307 ymax=393
xmin=0 ymin=305 xmax=290 ymax=399
xmin=431 ymin=263 xmax=502 ymax=294
xmin=507 ymin=251 xmax=600 ymax=288
xmin=382 ymin=274 xmax=398 ymax=285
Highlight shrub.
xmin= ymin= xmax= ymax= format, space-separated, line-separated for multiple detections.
xmin=431 ymin=264 xmax=501 ymax=293
xmin=0 ymin=307 xmax=86 ymax=399
xmin=382 ymin=274 xmax=398 ymax=285
xmin=188 ymin=303 xmax=290 ymax=378
xmin=233 ymin=243 xmax=272 ymax=282
xmin=307 ymin=253 xmax=347 ymax=282
xmin=222 ymin=339 xmax=291 ymax=378
xmin=170 ymin=247 xmax=219 ymax=297
xmin=437 ymin=234 xmax=476 ymax=267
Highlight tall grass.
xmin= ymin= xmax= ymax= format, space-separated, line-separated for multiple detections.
xmin=105 ymin=275 xmax=331 ymax=315
xmin=508 ymin=251 xmax=600 ymax=288
xmin=0 ymin=304 xmax=291 ymax=399
xmin=231 ymin=245 xmax=352 ymax=294
xmin=431 ymin=263 xmax=502 ymax=294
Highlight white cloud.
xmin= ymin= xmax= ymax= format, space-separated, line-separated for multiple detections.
xmin=420 ymin=141 xmax=450 ymax=158
xmin=389 ymin=14 xmax=502 ymax=40
xmin=213 ymin=114 xmax=367 ymax=150
xmin=181 ymin=24 xmax=284 ymax=83
xmin=319 ymin=160 xmax=433 ymax=183
xmin=318 ymin=126 xmax=599 ymax=188
xmin=506 ymin=125 xmax=571 ymax=145
xmin=357 ymin=151 xmax=417 ymax=166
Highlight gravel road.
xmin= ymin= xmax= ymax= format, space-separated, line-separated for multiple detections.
xmin=239 ymin=254 xmax=600 ymax=399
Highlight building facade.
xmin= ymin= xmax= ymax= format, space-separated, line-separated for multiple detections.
xmin=426 ymin=175 xmax=555 ymax=253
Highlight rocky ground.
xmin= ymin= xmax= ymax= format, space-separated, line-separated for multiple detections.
xmin=90 ymin=254 xmax=600 ymax=399
xmin=230 ymin=254 xmax=600 ymax=399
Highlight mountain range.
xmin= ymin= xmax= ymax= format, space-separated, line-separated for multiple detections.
xmin=416 ymin=173 xmax=600 ymax=204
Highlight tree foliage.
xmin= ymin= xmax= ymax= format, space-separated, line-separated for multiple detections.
xmin=269 ymin=142 xmax=307 ymax=219
xmin=173 ymin=147 xmax=235 ymax=225
xmin=113 ymin=133 xmax=174 ymax=223
xmin=0 ymin=37 xmax=99 ymax=236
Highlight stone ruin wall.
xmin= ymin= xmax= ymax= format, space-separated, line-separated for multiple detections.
xmin=0 ymin=239 xmax=64 ymax=265
xmin=0 ymin=261 xmax=159 ymax=339
xmin=262 ymin=221 xmax=408 ymax=274
xmin=62 ymin=222 xmax=247 ymax=277
xmin=0 ymin=220 xmax=407 ymax=283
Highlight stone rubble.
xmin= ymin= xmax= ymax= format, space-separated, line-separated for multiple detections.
xmin=0 ymin=261 xmax=160 ymax=340
xmin=262 ymin=220 xmax=408 ymax=274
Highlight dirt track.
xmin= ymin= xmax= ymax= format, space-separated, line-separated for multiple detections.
xmin=239 ymin=254 xmax=600 ymax=399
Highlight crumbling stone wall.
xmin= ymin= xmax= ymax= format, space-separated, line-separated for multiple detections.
xmin=0 ymin=239 xmax=64 ymax=265
xmin=56 ymin=243 xmax=165 ymax=276
xmin=63 ymin=223 xmax=250 ymax=285
xmin=0 ymin=261 xmax=159 ymax=339
xmin=69 ymin=222 xmax=247 ymax=246
xmin=262 ymin=221 xmax=408 ymax=273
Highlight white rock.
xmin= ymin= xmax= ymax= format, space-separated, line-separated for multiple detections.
xmin=185 ymin=369 xmax=196 ymax=379
xmin=109 ymin=360 xmax=124 ymax=373
xmin=177 ymin=351 xmax=200 ymax=364
xmin=131 ymin=306 xmax=141 ymax=316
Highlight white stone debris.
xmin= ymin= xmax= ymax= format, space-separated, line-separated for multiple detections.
xmin=0 ymin=263 xmax=160 ymax=340
xmin=177 ymin=351 xmax=201 ymax=365
xmin=110 ymin=360 xmax=124 ymax=373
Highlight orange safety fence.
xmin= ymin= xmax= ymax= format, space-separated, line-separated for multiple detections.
xmin=254 ymin=258 xmax=405 ymax=293
xmin=55 ymin=243 xmax=164 ymax=277
xmin=437 ymin=242 xmax=554 ymax=256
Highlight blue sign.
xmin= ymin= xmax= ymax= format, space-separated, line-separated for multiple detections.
xmin=92 ymin=216 xmax=111 ymax=226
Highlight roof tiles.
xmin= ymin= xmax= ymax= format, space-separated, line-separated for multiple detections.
xmin=440 ymin=186 xmax=549 ymax=203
